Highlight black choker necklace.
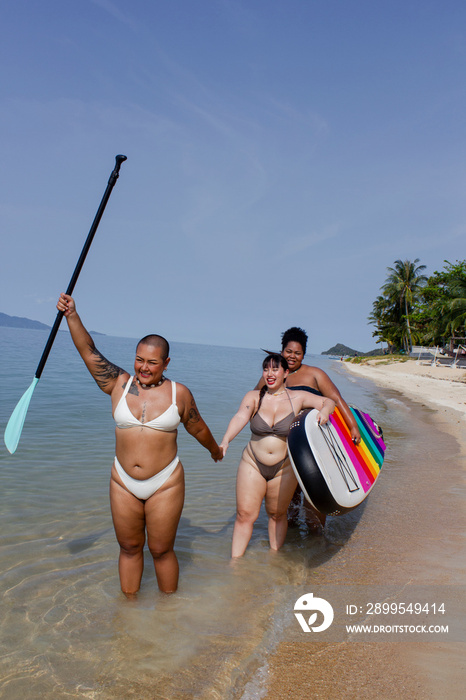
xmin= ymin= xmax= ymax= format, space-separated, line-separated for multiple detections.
xmin=136 ymin=377 xmax=164 ymax=388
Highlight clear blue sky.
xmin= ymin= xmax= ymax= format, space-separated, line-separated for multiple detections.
xmin=1 ymin=1 xmax=465 ymax=353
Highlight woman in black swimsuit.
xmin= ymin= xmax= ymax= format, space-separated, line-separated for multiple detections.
xmin=220 ymin=355 xmax=335 ymax=557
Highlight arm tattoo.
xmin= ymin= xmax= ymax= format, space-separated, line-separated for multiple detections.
xmin=89 ymin=347 xmax=124 ymax=390
xmin=187 ymin=396 xmax=200 ymax=425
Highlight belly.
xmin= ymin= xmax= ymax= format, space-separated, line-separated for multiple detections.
xmin=250 ymin=435 xmax=287 ymax=466
xmin=115 ymin=427 xmax=178 ymax=478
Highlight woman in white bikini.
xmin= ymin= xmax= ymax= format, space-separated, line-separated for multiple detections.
xmin=57 ymin=293 xmax=222 ymax=596
xmin=220 ymin=354 xmax=335 ymax=558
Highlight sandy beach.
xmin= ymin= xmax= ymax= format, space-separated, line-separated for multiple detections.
xmin=343 ymin=357 xmax=466 ymax=435
xmin=262 ymin=357 xmax=466 ymax=700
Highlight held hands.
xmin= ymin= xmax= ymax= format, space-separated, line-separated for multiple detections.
xmin=211 ymin=445 xmax=224 ymax=462
xmin=57 ymin=293 xmax=75 ymax=317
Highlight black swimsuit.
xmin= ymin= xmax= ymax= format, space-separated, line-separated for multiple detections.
xmin=287 ymin=385 xmax=323 ymax=396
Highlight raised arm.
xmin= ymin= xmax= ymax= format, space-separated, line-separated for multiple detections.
xmin=219 ymin=390 xmax=257 ymax=456
xmin=177 ymin=384 xmax=223 ymax=462
xmin=57 ymin=293 xmax=125 ymax=395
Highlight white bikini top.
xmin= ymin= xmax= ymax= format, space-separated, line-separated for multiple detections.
xmin=113 ymin=376 xmax=181 ymax=432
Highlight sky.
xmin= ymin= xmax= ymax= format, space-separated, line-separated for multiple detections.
xmin=1 ymin=0 xmax=465 ymax=354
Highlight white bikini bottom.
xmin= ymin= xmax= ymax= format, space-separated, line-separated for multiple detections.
xmin=114 ymin=455 xmax=180 ymax=500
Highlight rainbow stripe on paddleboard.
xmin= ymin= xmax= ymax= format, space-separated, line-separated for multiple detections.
xmin=329 ymin=407 xmax=386 ymax=493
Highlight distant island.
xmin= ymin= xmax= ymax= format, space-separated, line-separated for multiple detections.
xmin=322 ymin=343 xmax=380 ymax=357
xmin=0 ymin=312 xmax=51 ymax=331
xmin=0 ymin=312 xmax=104 ymax=335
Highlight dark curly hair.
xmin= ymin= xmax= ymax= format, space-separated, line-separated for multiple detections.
xmin=281 ymin=327 xmax=308 ymax=356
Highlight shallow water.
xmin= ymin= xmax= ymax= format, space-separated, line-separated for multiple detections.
xmin=0 ymin=329 xmax=463 ymax=698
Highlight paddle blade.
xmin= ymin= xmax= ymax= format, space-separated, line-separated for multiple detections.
xmin=4 ymin=377 xmax=39 ymax=454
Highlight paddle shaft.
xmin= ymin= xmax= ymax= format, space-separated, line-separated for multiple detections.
xmin=34 ymin=155 xmax=127 ymax=379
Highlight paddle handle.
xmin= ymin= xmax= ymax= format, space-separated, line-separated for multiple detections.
xmin=34 ymin=155 xmax=127 ymax=379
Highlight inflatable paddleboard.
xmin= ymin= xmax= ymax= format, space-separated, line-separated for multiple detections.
xmin=287 ymin=406 xmax=386 ymax=515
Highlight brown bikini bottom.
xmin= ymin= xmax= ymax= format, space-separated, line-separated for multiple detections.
xmin=246 ymin=443 xmax=289 ymax=481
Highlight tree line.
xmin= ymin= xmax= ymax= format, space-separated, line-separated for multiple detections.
xmin=368 ymin=259 xmax=466 ymax=354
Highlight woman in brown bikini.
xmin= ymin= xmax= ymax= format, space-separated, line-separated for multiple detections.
xmin=220 ymin=354 xmax=335 ymax=558
xmin=256 ymin=327 xmax=361 ymax=530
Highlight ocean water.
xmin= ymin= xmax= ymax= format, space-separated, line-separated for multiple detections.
xmin=0 ymin=327 xmax=461 ymax=699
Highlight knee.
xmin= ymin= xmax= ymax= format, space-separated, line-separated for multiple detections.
xmin=118 ymin=539 xmax=144 ymax=557
xmin=236 ymin=508 xmax=258 ymax=525
xmin=265 ymin=508 xmax=287 ymax=522
xmin=148 ymin=542 xmax=174 ymax=561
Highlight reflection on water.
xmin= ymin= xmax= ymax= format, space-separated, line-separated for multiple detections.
xmin=0 ymin=329 xmax=463 ymax=698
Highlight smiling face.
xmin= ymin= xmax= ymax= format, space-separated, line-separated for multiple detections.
xmin=262 ymin=359 xmax=289 ymax=392
xmin=134 ymin=342 xmax=170 ymax=385
xmin=282 ymin=341 xmax=305 ymax=372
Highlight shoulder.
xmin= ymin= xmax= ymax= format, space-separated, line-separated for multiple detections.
xmin=307 ymin=365 xmax=330 ymax=381
xmin=298 ymin=363 xmax=332 ymax=384
xmin=303 ymin=367 xmax=343 ymax=399
xmin=300 ymin=363 xmax=319 ymax=376
xmin=108 ymin=372 xmax=132 ymax=405
xmin=238 ymin=390 xmax=259 ymax=413
xmin=293 ymin=364 xmax=341 ymax=398
xmin=172 ymin=382 xmax=199 ymax=422
xmin=172 ymin=381 xmax=192 ymax=401
xmin=243 ymin=389 xmax=259 ymax=403
xmin=246 ymin=389 xmax=260 ymax=399
xmin=289 ymin=363 xmax=320 ymax=385
xmin=110 ymin=371 xmax=132 ymax=396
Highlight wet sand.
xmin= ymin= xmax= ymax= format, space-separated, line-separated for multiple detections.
xmin=262 ymin=361 xmax=466 ymax=699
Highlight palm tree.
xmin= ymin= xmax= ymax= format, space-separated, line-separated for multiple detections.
xmin=368 ymin=295 xmax=390 ymax=352
xmin=368 ymin=294 xmax=405 ymax=352
xmin=442 ymin=271 xmax=466 ymax=337
xmin=382 ymin=259 xmax=427 ymax=353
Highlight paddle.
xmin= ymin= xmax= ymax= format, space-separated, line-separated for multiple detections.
xmin=4 ymin=154 xmax=127 ymax=454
